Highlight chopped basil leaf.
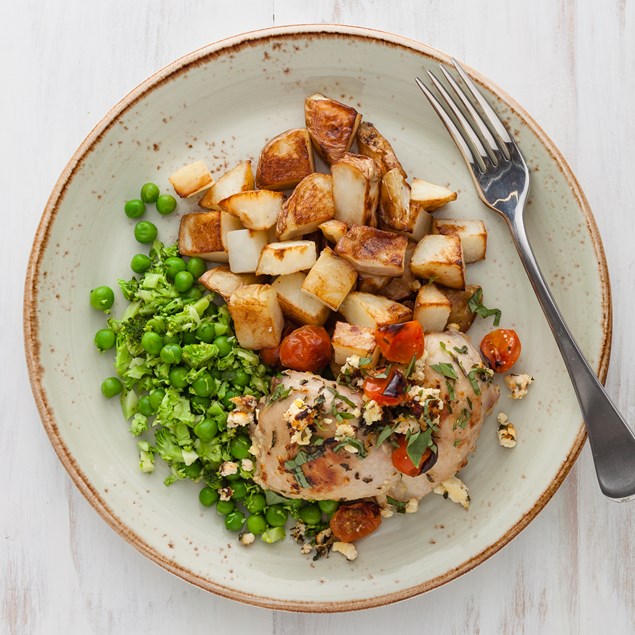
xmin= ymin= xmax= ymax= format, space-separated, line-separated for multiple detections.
xmin=358 ymin=356 xmax=372 ymax=367
xmin=445 ymin=378 xmax=456 ymax=401
xmin=334 ymin=437 xmax=367 ymax=458
xmin=453 ymin=345 xmax=468 ymax=355
xmin=466 ymin=396 xmax=473 ymax=411
xmin=386 ymin=496 xmax=407 ymax=513
xmin=467 ymin=288 xmax=502 ymax=327
xmin=374 ymin=364 xmax=392 ymax=379
xmin=430 ymin=362 xmax=458 ymax=380
xmin=467 ymin=365 xmax=493 ymax=396
xmin=453 ymin=439 xmax=461 ymax=447
xmin=406 ymin=427 xmax=433 ymax=467
xmin=454 ymin=408 xmax=470 ymax=430
xmin=375 ymin=425 xmax=395 ymax=447
xmin=268 ymin=383 xmax=292 ymax=404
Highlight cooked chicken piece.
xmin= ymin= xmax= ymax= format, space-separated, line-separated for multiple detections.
xmin=387 ymin=330 xmax=499 ymax=502
xmin=252 ymin=371 xmax=400 ymax=500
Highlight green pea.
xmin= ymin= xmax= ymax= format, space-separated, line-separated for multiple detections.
xmin=194 ymin=418 xmax=218 ymax=442
xmin=101 ymin=377 xmax=123 ymax=398
xmin=94 ymin=328 xmax=116 ymax=351
xmin=140 ymin=182 xmax=160 ymax=204
xmin=169 ymin=366 xmax=189 ymax=389
xmin=187 ymin=257 xmax=207 ymax=279
xmin=182 ymin=331 xmax=197 ymax=345
xmin=191 ymin=395 xmax=210 ymax=411
xmin=196 ymin=322 xmax=216 ymax=343
xmin=130 ymin=253 xmax=152 ymax=274
xmin=233 ymin=369 xmax=250 ymax=388
xmin=160 ymin=343 xmax=183 ymax=364
xmin=286 ymin=498 xmax=304 ymax=512
xmin=148 ymin=388 xmax=165 ymax=411
xmin=164 ymin=257 xmax=187 ymax=280
xmin=163 ymin=334 xmax=180 ymax=346
xmin=216 ymin=500 xmax=235 ymax=516
xmin=90 ymin=286 xmax=115 ymax=311
xmin=174 ymin=271 xmax=194 ymax=293
xmin=230 ymin=435 xmax=251 ymax=460
xmin=182 ymin=287 xmax=203 ymax=301
xmin=225 ymin=471 xmax=241 ymax=482
xmin=221 ymin=390 xmax=239 ymax=410
xmin=213 ymin=322 xmax=229 ymax=336
xmin=265 ymin=505 xmax=288 ymax=528
xmin=246 ymin=494 xmax=266 ymax=514
xmin=299 ymin=504 xmax=322 ymax=525
xmin=224 ymin=510 xmax=245 ymax=532
xmin=213 ymin=335 xmax=233 ymax=357
xmin=124 ymin=199 xmax=145 ymax=219
xmin=134 ymin=220 xmax=158 ymax=244
xmin=230 ymin=481 xmax=248 ymax=500
xmin=192 ymin=372 xmax=214 ymax=397
xmin=246 ymin=514 xmax=267 ymax=535
xmin=141 ymin=331 xmax=163 ymax=355
xmin=199 ymin=486 xmax=219 ymax=507
xmin=156 ymin=194 xmax=177 ymax=215
xmin=138 ymin=395 xmax=154 ymax=417
xmin=318 ymin=500 xmax=339 ymax=515
xmin=183 ymin=461 xmax=203 ymax=479
xmin=145 ymin=317 xmax=166 ymax=334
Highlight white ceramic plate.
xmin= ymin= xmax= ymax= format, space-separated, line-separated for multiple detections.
xmin=24 ymin=25 xmax=610 ymax=611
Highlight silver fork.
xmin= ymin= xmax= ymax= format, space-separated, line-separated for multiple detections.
xmin=416 ymin=60 xmax=635 ymax=501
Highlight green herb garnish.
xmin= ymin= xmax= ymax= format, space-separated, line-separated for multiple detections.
xmin=430 ymin=362 xmax=458 ymax=380
xmin=467 ymin=288 xmax=501 ymax=326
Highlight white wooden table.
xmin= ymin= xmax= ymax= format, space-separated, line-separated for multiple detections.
xmin=4 ymin=1 xmax=635 ymax=632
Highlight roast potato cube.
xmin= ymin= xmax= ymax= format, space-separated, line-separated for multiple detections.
xmin=410 ymin=178 xmax=457 ymax=212
xmin=331 ymin=321 xmax=380 ymax=366
xmin=357 ymin=121 xmax=407 ymax=178
xmin=227 ymin=229 xmax=269 ymax=273
xmin=276 ymin=173 xmax=335 ymax=240
xmin=228 ymin=284 xmax=284 ymax=349
xmin=319 ymin=219 xmax=348 ymax=244
xmin=339 ymin=292 xmax=412 ymax=329
xmin=219 ymin=189 xmax=284 ymax=231
xmin=255 ymin=128 xmax=314 ymax=190
xmin=357 ymin=273 xmax=391 ymax=294
xmin=301 ymin=247 xmax=358 ymax=311
xmin=256 ymin=241 xmax=317 ymax=276
xmin=379 ymin=168 xmax=415 ymax=231
xmin=305 ymin=93 xmax=361 ymax=164
xmin=335 ymin=225 xmax=407 ymax=277
xmin=178 ymin=211 xmax=242 ymax=262
xmin=441 ymin=284 xmax=481 ymax=333
xmin=271 ymin=272 xmax=330 ymax=326
xmin=198 ymin=266 xmax=258 ymax=301
xmin=410 ymin=234 xmax=466 ymax=289
xmin=379 ymin=242 xmax=421 ymax=301
xmin=199 ymin=160 xmax=254 ymax=209
xmin=332 ymin=153 xmax=381 ymax=226
xmin=414 ymin=283 xmax=452 ymax=333
xmin=169 ymin=161 xmax=214 ymax=198
xmin=432 ymin=218 xmax=487 ymax=263
xmin=408 ymin=208 xmax=433 ymax=242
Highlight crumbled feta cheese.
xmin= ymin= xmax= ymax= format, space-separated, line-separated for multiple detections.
xmin=335 ymin=423 xmax=356 ymax=441
xmin=219 ymin=487 xmax=233 ymax=501
xmin=344 ymin=354 xmax=361 ymax=369
xmin=407 ymin=385 xmax=441 ymax=404
xmin=409 ymin=351 xmax=429 ymax=382
xmin=394 ymin=414 xmax=420 ymax=435
xmin=227 ymin=410 xmax=252 ymax=428
xmin=300 ymin=542 xmax=313 ymax=554
xmin=315 ymin=528 xmax=332 ymax=545
xmin=290 ymin=521 xmax=307 ymax=542
xmin=290 ymin=426 xmax=312 ymax=446
xmin=230 ymin=395 xmax=257 ymax=412
xmin=434 ymin=476 xmax=470 ymax=509
xmin=343 ymin=444 xmax=359 ymax=454
xmin=497 ymin=412 xmax=517 ymax=448
xmin=248 ymin=442 xmax=260 ymax=458
xmin=380 ymin=506 xmax=394 ymax=519
xmin=239 ymin=532 xmax=255 ymax=546
xmin=219 ymin=461 xmax=238 ymax=477
xmin=284 ymin=398 xmax=316 ymax=431
xmin=362 ymin=399 xmax=383 ymax=426
xmin=405 ymin=497 xmax=419 ymax=514
xmin=241 ymin=459 xmax=254 ymax=472
xmin=332 ymin=541 xmax=358 ymax=561
xmin=504 ymin=373 xmax=534 ymax=400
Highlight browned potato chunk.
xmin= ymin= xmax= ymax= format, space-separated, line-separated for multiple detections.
xmin=228 ymin=284 xmax=284 ymax=350
xmin=440 ymin=284 xmax=481 ymax=333
xmin=255 ymin=128 xmax=314 ymax=190
xmin=169 ymin=161 xmax=214 ymax=198
xmin=357 ymin=121 xmax=407 ymax=179
xmin=410 ymin=234 xmax=466 ymax=289
xmin=432 ymin=218 xmax=488 ymax=263
xmin=319 ymin=219 xmax=348 ymax=244
xmin=335 ymin=225 xmax=407 ymax=277
xmin=219 ymin=189 xmax=284 ymax=231
xmin=413 ymin=283 xmax=451 ymax=333
xmin=198 ymin=266 xmax=258 ymax=301
xmin=332 ymin=153 xmax=381 ymax=226
xmin=256 ymin=241 xmax=317 ymax=276
xmin=357 ymin=274 xmax=391 ymax=294
xmin=407 ymin=208 xmax=433 ymax=242
xmin=199 ymin=161 xmax=254 ymax=209
xmin=276 ymin=173 xmax=335 ymax=240
xmin=301 ymin=247 xmax=358 ymax=311
xmin=272 ymin=272 xmax=330 ymax=326
xmin=379 ymin=242 xmax=421 ymax=301
xmin=410 ymin=178 xmax=457 ymax=212
xmin=178 ymin=211 xmax=242 ymax=262
xmin=227 ymin=229 xmax=269 ymax=273
xmin=379 ymin=168 xmax=415 ymax=231
xmin=331 ymin=321 xmax=380 ymax=366
xmin=339 ymin=292 xmax=412 ymax=329
xmin=305 ymin=93 xmax=361 ymax=164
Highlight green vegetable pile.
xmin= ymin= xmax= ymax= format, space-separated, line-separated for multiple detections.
xmin=90 ymin=183 xmax=341 ymax=548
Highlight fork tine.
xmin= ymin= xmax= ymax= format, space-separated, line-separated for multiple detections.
xmin=451 ymin=58 xmax=513 ymax=157
xmin=414 ymin=77 xmax=483 ymax=173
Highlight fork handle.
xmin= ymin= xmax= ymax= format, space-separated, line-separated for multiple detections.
xmin=511 ymin=220 xmax=635 ymax=501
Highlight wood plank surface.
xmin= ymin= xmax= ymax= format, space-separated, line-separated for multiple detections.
xmin=2 ymin=1 xmax=634 ymax=633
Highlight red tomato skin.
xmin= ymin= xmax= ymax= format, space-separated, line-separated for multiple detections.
xmin=480 ymin=329 xmax=521 ymax=373
xmin=279 ymin=326 xmax=331 ymax=373
xmin=375 ymin=321 xmax=424 ymax=363
xmin=329 ymin=502 xmax=382 ymax=542
xmin=391 ymin=435 xmax=437 ymax=477
xmin=362 ymin=368 xmax=407 ymax=406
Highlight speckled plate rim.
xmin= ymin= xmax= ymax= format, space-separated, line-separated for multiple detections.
xmin=23 ymin=24 xmax=611 ymax=612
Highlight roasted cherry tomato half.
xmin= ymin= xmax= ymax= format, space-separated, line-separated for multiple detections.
xmin=362 ymin=368 xmax=407 ymax=406
xmin=391 ymin=435 xmax=437 ymax=477
xmin=279 ymin=325 xmax=331 ymax=373
xmin=375 ymin=321 xmax=424 ymax=364
xmin=329 ymin=501 xmax=382 ymax=543
xmin=480 ymin=328 xmax=521 ymax=373
xmin=259 ymin=324 xmax=296 ymax=368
